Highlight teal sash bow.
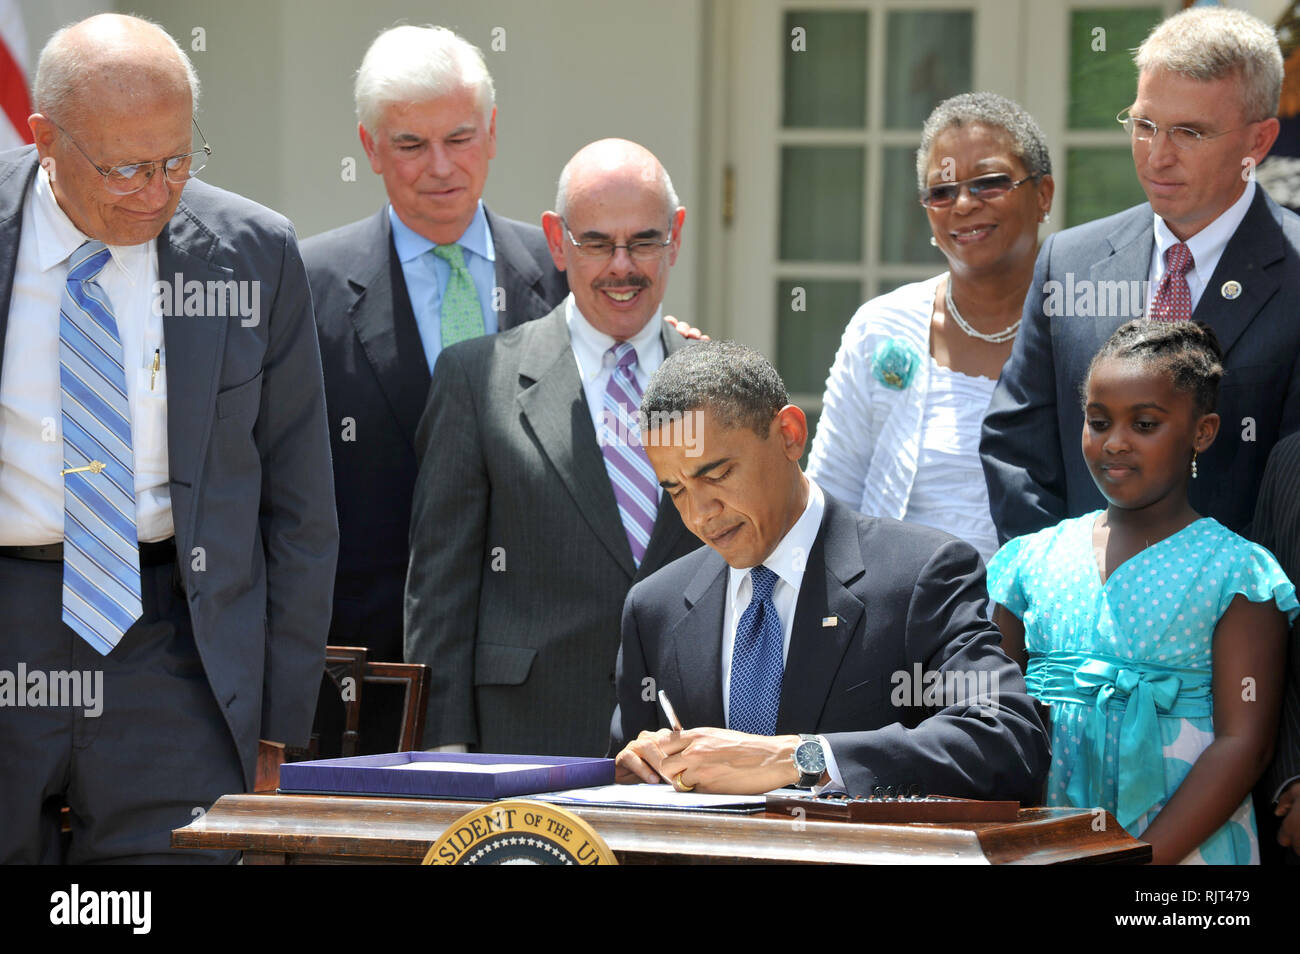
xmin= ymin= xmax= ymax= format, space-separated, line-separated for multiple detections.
xmin=1026 ymin=650 xmax=1212 ymax=829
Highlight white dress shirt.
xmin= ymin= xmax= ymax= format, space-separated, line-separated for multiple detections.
xmin=1148 ymin=178 xmax=1255 ymax=312
xmin=565 ymin=294 xmax=665 ymax=436
xmin=0 ymin=165 xmax=171 ymax=545
xmin=721 ymin=477 xmax=845 ymax=791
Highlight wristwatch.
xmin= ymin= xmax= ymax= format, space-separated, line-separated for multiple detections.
xmin=793 ymin=734 xmax=826 ymax=789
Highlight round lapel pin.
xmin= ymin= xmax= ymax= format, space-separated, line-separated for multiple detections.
xmin=1221 ymin=280 xmax=1242 ymax=300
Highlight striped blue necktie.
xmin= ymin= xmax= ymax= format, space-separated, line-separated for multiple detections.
xmin=59 ymin=240 xmax=142 ymax=654
xmin=729 ymin=565 xmax=784 ymax=735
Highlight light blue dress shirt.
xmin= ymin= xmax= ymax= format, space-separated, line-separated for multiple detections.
xmin=388 ymin=201 xmax=498 ymax=373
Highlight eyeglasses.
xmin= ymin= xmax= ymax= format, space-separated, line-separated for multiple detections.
xmin=562 ymin=219 xmax=674 ymax=261
xmin=918 ymin=173 xmax=1039 ymax=209
xmin=55 ymin=118 xmax=212 ymax=195
xmin=1116 ymin=108 xmax=1254 ymax=150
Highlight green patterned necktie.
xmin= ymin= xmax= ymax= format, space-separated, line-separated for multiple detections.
xmin=432 ymin=243 xmax=486 ymax=347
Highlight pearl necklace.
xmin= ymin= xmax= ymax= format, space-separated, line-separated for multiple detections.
xmin=944 ymin=277 xmax=1021 ymax=344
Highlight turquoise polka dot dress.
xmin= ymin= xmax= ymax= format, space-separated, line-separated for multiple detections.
xmin=987 ymin=513 xmax=1299 ymax=865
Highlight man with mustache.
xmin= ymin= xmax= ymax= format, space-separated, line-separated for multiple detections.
xmin=405 ymin=139 xmax=701 ymax=756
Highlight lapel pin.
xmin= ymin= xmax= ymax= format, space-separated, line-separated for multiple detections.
xmin=1220 ymin=280 xmax=1242 ymax=300
xmin=821 ymin=616 xmax=837 ymax=628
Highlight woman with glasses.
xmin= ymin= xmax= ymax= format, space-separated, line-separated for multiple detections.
xmin=807 ymin=92 xmax=1053 ymax=563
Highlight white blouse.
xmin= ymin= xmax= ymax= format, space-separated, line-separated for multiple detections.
xmin=903 ymin=356 xmax=999 ymax=561
xmin=806 ymin=273 xmax=1001 ymax=564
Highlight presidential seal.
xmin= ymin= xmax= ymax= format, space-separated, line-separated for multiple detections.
xmin=422 ymin=800 xmax=618 ymax=865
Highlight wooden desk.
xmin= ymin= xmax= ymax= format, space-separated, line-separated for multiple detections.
xmin=173 ymin=793 xmax=1150 ymax=865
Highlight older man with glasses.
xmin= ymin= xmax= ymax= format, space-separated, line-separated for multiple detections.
xmin=0 ymin=14 xmax=336 ymax=863
xmin=404 ymin=138 xmax=703 ymax=758
xmin=982 ymin=4 xmax=1300 ymax=542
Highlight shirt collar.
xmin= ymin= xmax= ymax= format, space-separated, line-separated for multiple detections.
xmin=1153 ymin=178 xmax=1255 ymax=278
xmin=32 ymin=164 xmax=150 ymax=282
xmin=565 ymin=293 xmax=663 ymax=383
xmin=728 ymin=475 xmax=825 ymax=603
xmin=389 ymin=199 xmax=495 ymax=265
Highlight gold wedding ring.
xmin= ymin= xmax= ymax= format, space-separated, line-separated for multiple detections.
xmin=673 ymin=772 xmax=694 ymax=793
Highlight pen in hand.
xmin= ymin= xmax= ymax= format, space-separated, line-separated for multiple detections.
xmin=655 ymin=690 xmax=691 ymax=789
xmin=657 ymin=690 xmax=683 ymax=733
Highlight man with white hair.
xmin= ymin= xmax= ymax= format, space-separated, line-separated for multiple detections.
xmin=301 ymin=25 xmax=567 ymax=679
xmin=983 ymin=5 xmax=1300 ymax=540
xmin=0 ymin=14 xmax=336 ymax=862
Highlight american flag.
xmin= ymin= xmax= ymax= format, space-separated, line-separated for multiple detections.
xmin=0 ymin=0 xmax=32 ymax=149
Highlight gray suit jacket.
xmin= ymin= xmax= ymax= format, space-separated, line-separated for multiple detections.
xmin=405 ymin=302 xmax=701 ymax=756
xmin=0 ymin=147 xmax=338 ymax=787
xmin=610 ymin=495 xmax=1049 ymax=802
xmin=982 ymin=189 xmax=1300 ymax=542
xmin=302 ymin=207 xmax=566 ymax=660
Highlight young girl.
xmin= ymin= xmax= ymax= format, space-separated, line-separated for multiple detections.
xmin=987 ymin=319 xmax=1298 ymax=864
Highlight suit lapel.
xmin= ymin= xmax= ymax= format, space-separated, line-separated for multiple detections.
xmin=158 ymin=197 xmax=234 ymax=499
xmin=486 ymin=207 xmax=550 ymax=331
xmin=517 ymin=305 xmax=637 ymax=577
xmin=1067 ymin=207 xmax=1156 ymax=359
xmin=775 ymin=497 xmax=865 ymax=735
xmin=345 ymin=210 xmax=431 ymax=451
xmin=1193 ymin=188 xmax=1282 ymax=357
xmin=670 ymin=554 xmax=729 ymax=730
xmin=1095 ymin=207 xmax=1153 ymax=317
xmin=637 ymin=324 xmax=693 ymax=575
xmin=0 ymin=151 xmax=38 ymax=373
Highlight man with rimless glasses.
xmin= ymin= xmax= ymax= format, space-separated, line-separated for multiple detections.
xmin=404 ymin=139 xmax=702 ymax=757
xmin=983 ymin=4 xmax=1300 ymax=543
xmin=0 ymin=14 xmax=336 ymax=862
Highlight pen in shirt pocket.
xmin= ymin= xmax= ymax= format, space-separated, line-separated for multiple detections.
xmin=150 ymin=349 xmax=161 ymax=391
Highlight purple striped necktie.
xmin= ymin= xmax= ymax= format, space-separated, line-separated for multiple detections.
xmin=600 ymin=343 xmax=659 ymax=567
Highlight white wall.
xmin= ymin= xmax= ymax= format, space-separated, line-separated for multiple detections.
xmin=43 ymin=0 xmax=708 ymax=322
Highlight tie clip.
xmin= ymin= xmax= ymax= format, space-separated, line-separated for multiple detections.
xmin=822 ymin=616 xmax=837 ymax=628
xmin=62 ymin=461 xmax=106 ymax=476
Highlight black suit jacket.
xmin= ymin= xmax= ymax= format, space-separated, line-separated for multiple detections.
xmin=610 ymin=495 xmax=1049 ymax=802
xmin=982 ymin=189 xmax=1300 ymax=542
xmin=1251 ymin=432 xmax=1300 ymax=802
xmin=302 ymin=207 xmax=567 ymax=660
xmin=405 ymin=303 xmax=702 ymax=756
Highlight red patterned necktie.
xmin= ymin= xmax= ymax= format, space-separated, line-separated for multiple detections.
xmin=1148 ymin=242 xmax=1194 ymax=322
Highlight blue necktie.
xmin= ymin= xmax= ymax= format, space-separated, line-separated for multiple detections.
xmin=59 ymin=241 xmax=142 ymax=654
xmin=729 ymin=565 xmax=784 ymax=735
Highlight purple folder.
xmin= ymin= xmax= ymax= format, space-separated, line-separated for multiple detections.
xmin=278 ymin=751 xmax=614 ymax=800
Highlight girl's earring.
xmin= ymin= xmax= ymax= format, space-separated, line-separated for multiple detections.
xmin=929 ymin=236 xmax=938 ymax=247
xmin=1191 ymin=451 xmax=1198 ymax=479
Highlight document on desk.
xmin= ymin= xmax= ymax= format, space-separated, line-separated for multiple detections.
xmin=536 ymin=783 xmax=768 ymax=813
